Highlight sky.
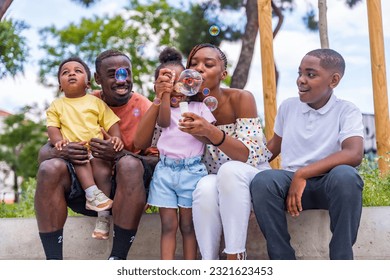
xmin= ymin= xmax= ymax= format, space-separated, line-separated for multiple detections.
xmin=0 ymin=0 xmax=389 ymax=118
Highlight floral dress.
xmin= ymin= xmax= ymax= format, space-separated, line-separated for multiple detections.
xmin=202 ymin=117 xmax=272 ymax=174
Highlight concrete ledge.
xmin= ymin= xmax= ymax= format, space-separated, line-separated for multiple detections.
xmin=1 ymin=207 xmax=389 ymax=259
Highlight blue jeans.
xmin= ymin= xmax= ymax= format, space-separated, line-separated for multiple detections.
xmin=250 ymin=165 xmax=363 ymax=260
xmin=148 ymin=155 xmax=207 ymax=208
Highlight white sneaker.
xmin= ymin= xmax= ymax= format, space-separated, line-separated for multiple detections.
xmin=86 ymin=190 xmax=113 ymax=212
xmin=92 ymin=216 xmax=110 ymax=240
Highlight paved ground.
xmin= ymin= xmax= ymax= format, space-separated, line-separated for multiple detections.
xmin=1 ymin=208 xmax=390 ymax=259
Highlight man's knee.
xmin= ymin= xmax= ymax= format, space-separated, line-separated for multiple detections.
xmin=325 ymin=166 xmax=363 ymax=208
xmin=116 ymin=155 xmax=143 ymax=177
xmin=115 ymin=155 xmax=145 ymax=196
xmin=328 ymin=165 xmax=363 ymax=194
xmin=35 ymin=159 xmax=70 ymax=212
xmin=37 ymin=159 xmax=68 ymax=185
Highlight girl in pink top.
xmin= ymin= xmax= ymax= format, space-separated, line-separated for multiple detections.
xmin=135 ymin=48 xmax=215 ymax=259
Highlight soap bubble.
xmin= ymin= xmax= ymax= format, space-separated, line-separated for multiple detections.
xmin=170 ymin=97 xmax=179 ymax=105
xmin=209 ymin=25 xmax=220 ymax=36
xmin=175 ymin=69 xmax=203 ymax=96
xmin=132 ymin=108 xmax=140 ymax=117
xmin=115 ymin=67 xmax=128 ymax=82
xmin=136 ymin=44 xmax=145 ymax=56
xmin=203 ymin=96 xmax=218 ymax=112
xmin=202 ymin=88 xmax=210 ymax=96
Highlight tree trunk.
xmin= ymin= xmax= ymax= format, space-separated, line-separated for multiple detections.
xmin=318 ymin=0 xmax=329 ymax=48
xmin=12 ymin=167 xmax=18 ymax=203
xmin=0 ymin=0 xmax=13 ymax=20
xmin=230 ymin=0 xmax=284 ymax=89
xmin=230 ymin=0 xmax=258 ymax=89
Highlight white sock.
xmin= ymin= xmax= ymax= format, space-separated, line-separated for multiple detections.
xmin=85 ymin=185 xmax=98 ymax=199
xmin=98 ymin=210 xmax=110 ymax=218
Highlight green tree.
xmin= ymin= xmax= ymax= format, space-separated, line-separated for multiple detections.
xmin=38 ymin=0 xmax=183 ymax=98
xmin=0 ymin=105 xmax=47 ymax=200
xmin=0 ymin=0 xmax=100 ymax=79
xmin=0 ymin=0 xmax=364 ymax=90
xmin=176 ymin=1 xmax=242 ymax=57
xmin=177 ymin=0 xmax=363 ymax=89
xmin=0 ymin=18 xmax=29 ymax=79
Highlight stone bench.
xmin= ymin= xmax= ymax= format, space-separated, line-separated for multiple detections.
xmin=1 ymin=207 xmax=389 ymax=259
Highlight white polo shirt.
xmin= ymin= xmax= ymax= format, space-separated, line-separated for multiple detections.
xmin=274 ymin=94 xmax=364 ymax=172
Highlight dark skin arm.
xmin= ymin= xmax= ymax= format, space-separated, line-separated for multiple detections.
xmin=107 ymin=123 xmax=124 ymax=152
xmin=192 ymin=135 xmax=212 ymax=144
xmin=134 ymin=104 xmax=160 ymax=150
xmin=47 ymin=126 xmax=65 ymax=148
xmin=266 ymin=133 xmax=282 ymax=162
xmin=47 ymin=126 xmax=70 ymax=151
xmin=156 ymin=69 xmax=174 ymax=128
xmin=89 ymin=129 xmax=124 ymax=162
xmin=179 ymin=89 xmax=257 ymax=162
xmin=41 ymin=124 xmax=124 ymax=165
xmin=90 ymin=129 xmax=158 ymax=168
xmin=38 ymin=141 xmax=89 ymax=165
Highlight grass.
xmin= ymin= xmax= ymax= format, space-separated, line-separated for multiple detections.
xmin=359 ymin=157 xmax=390 ymax=207
xmin=0 ymin=177 xmax=81 ymax=218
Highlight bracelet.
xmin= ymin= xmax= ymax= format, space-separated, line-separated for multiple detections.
xmin=211 ymin=130 xmax=226 ymax=147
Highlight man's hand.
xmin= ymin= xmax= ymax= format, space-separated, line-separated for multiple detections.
xmin=89 ymin=136 xmax=118 ymax=162
xmin=58 ymin=141 xmax=89 ymax=165
xmin=286 ymin=172 xmax=306 ymax=217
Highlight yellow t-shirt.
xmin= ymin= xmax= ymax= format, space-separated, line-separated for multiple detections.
xmin=46 ymin=94 xmax=120 ymax=142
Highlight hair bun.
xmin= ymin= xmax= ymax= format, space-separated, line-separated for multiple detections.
xmin=159 ymin=47 xmax=183 ymax=64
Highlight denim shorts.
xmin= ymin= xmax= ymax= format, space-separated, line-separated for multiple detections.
xmin=147 ymin=155 xmax=207 ymax=208
xmin=66 ymin=153 xmax=155 ymax=216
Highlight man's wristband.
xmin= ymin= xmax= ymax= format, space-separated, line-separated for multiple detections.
xmin=210 ymin=130 xmax=226 ymax=147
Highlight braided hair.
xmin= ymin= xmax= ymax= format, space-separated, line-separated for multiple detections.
xmin=186 ymin=43 xmax=228 ymax=70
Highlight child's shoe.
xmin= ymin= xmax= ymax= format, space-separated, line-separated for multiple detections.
xmin=86 ymin=190 xmax=113 ymax=212
xmin=92 ymin=216 xmax=111 ymax=240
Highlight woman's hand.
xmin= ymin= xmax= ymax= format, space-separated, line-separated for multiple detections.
xmin=178 ymin=112 xmax=212 ymax=137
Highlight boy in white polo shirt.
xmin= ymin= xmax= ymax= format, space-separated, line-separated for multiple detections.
xmin=250 ymin=48 xmax=364 ymax=260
